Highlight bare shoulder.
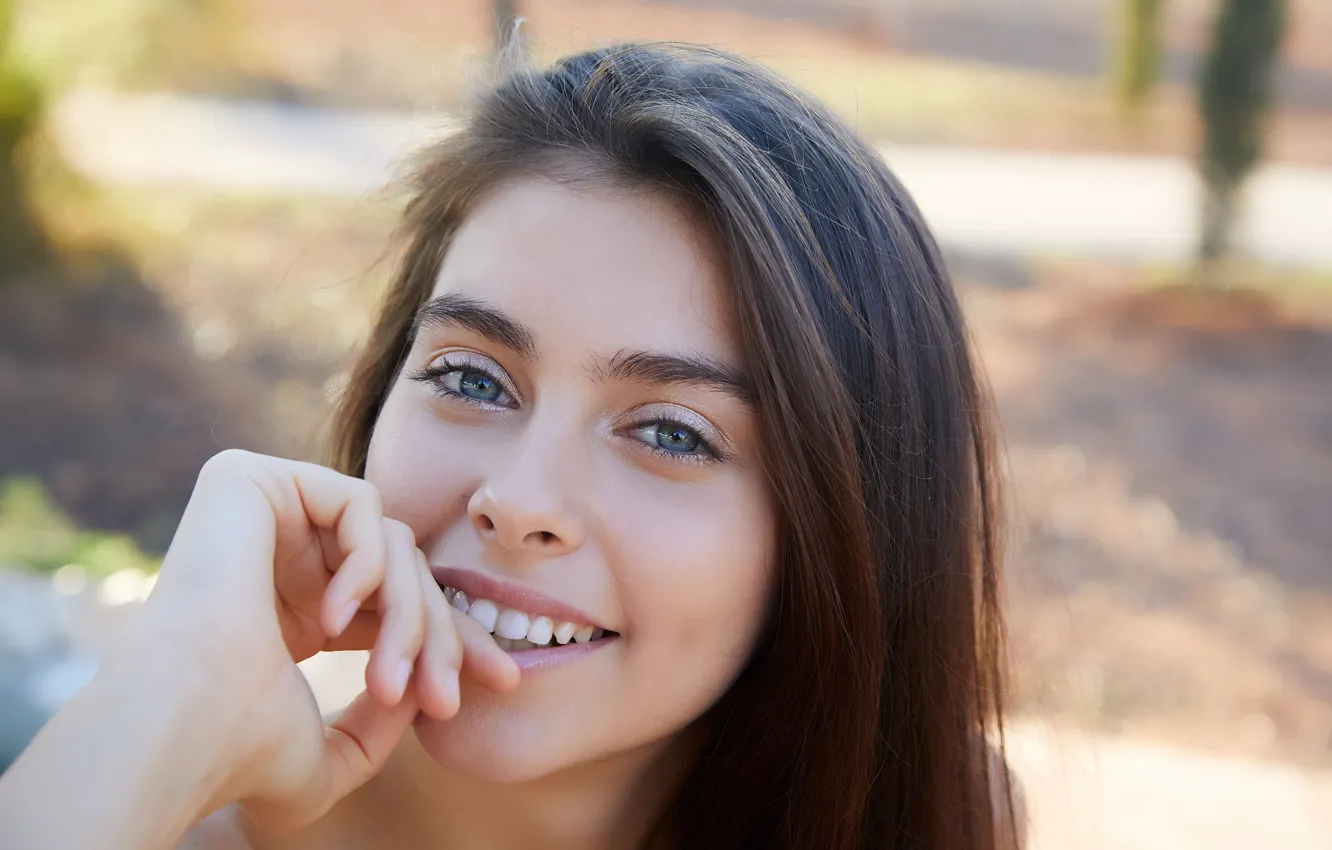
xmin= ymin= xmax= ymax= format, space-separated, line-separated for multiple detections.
xmin=175 ymin=805 xmax=254 ymax=850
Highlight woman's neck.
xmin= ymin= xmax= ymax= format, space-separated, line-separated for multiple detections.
xmin=341 ymin=729 xmax=695 ymax=850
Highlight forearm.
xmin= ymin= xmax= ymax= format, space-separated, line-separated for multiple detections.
xmin=0 ymin=650 xmax=237 ymax=850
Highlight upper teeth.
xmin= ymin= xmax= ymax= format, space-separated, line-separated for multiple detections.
xmin=443 ymin=586 xmax=604 ymax=648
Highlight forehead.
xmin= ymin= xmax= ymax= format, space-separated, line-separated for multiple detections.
xmin=431 ymin=177 xmax=740 ymax=364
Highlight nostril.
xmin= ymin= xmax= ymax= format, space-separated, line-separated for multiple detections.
xmin=522 ymin=530 xmax=556 ymax=546
xmin=476 ymin=514 xmax=495 ymax=532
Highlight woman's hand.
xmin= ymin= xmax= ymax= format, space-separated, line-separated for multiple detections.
xmin=115 ymin=449 xmax=519 ymax=831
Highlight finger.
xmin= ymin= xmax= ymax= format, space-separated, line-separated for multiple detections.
xmin=330 ymin=591 xmax=519 ymax=695
xmin=366 ymin=519 xmax=426 ymax=706
xmin=322 ymin=550 xmax=384 ymax=639
xmin=263 ymin=461 xmax=386 ymax=627
xmin=415 ymin=553 xmax=461 ymax=721
xmin=319 ymin=514 xmax=387 ymax=639
xmin=282 ymin=462 xmax=384 ymax=566
xmin=454 ymin=608 xmax=521 ymax=693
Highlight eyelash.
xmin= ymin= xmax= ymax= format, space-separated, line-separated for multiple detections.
xmin=407 ymin=359 xmax=726 ymax=465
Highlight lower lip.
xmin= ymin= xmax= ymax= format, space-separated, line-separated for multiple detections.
xmin=504 ymin=635 xmax=617 ymax=671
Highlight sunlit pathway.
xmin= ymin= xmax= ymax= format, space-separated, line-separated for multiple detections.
xmin=54 ymin=88 xmax=1332 ymax=267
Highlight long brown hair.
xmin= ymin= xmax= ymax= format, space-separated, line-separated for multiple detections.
xmin=330 ymin=42 xmax=1012 ymax=850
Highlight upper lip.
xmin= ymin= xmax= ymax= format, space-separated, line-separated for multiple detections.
xmin=430 ymin=566 xmax=610 ymax=631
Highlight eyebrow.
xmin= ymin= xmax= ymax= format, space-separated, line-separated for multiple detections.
xmin=411 ymin=293 xmax=538 ymax=360
xmin=598 ymin=349 xmax=753 ymax=404
xmin=411 ymin=293 xmax=752 ymax=403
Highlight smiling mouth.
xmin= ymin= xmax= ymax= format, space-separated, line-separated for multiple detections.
xmin=441 ymin=586 xmax=619 ymax=651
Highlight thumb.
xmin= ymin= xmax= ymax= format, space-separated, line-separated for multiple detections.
xmin=325 ymin=686 xmax=419 ymax=787
xmin=320 ymin=688 xmax=420 ymax=808
xmin=245 ymin=688 xmax=419 ymax=831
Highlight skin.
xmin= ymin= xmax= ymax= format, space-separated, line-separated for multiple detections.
xmin=0 ymin=177 xmax=777 ymax=850
xmin=371 ymin=177 xmax=775 ymax=777
xmin=337 ymin=177 xmax=777 ymax=848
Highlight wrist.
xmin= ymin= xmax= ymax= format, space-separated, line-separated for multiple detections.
xmin=106 ymin=620 xmax=302 ymax=811
xmin=0 ymin=644 xmax=243 ymax=850
xmin=103 ymin=649 xmax=242 ymax=829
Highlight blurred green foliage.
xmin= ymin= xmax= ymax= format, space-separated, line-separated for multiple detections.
xmin=0 ymin=0 xmax=48 ymax=272
xmin=1 ymin=0 xmax=245 ymax=277
xmin=1113 ymin=0 xmax=1163 ymax=115
xmin=0 ymin=478 xmax=160 ymax=577
xmin=15 ymin=0 xmax=244 ymax=91
xmin=1199 ymin=0 xmax=1286 ymax=262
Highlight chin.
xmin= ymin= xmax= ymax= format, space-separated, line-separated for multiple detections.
xmin=411 ymin=696 xmax=581 ymax=784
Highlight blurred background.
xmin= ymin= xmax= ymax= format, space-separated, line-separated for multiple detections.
xmin=0 ymin=0 xmax=1328 ymax=846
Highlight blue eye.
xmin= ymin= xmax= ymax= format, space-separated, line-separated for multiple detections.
xmin=654 ymin=423 xmax=701 ymax=453
xmin=633 ymin=421 xmax=710 ymax=458
xmin=455 ymin=370 xmax=503 ymax=403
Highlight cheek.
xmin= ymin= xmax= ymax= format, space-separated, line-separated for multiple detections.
xmin=612 ymin=471 xmax=776 ymax=692
xmin=364 ymin=389 xmax=480 ymax=531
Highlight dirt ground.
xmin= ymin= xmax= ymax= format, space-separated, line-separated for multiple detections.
xmin=1 ymin=192 xmax=1329 ymax=767
xmin=962 ymin=259 xmax=1332 ymax=765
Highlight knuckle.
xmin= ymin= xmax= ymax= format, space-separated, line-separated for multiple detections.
xmin=387 ymin=562 xmax=422 ymax=602
xmin=199 ymin=448 xmax=256 ymax=479
xmin=355 ymin=478 xmax=383 ymax=513
xmin=382 ymin=518 xmax=417 ymax=550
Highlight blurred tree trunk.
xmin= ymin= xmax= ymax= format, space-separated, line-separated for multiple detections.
xmin=1197 ymin=0 xmax=1285 ymax=264
xmin=1113 ymin=0 xmax=1163 ymax=116
xmin=492 ymin=0 xmax=521 ymax=57
xmin=0 ymin=0 xmax=48 ymax=276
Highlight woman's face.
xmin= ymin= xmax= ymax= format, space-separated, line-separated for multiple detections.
xmin=365 ymin=177 xmax=777 ymax=782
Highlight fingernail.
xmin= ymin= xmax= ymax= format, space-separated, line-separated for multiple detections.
xmin=394 ymin=659 xmax=412 ymax=700
xmin=335 ymin=600 xmax=359 ymax=635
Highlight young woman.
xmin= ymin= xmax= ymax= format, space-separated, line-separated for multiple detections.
xmin=0 ymin=42 xmax=1015 ymax=850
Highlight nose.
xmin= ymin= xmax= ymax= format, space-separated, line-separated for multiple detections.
xmin=467 ymin=435 xmax=586 ymax=556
